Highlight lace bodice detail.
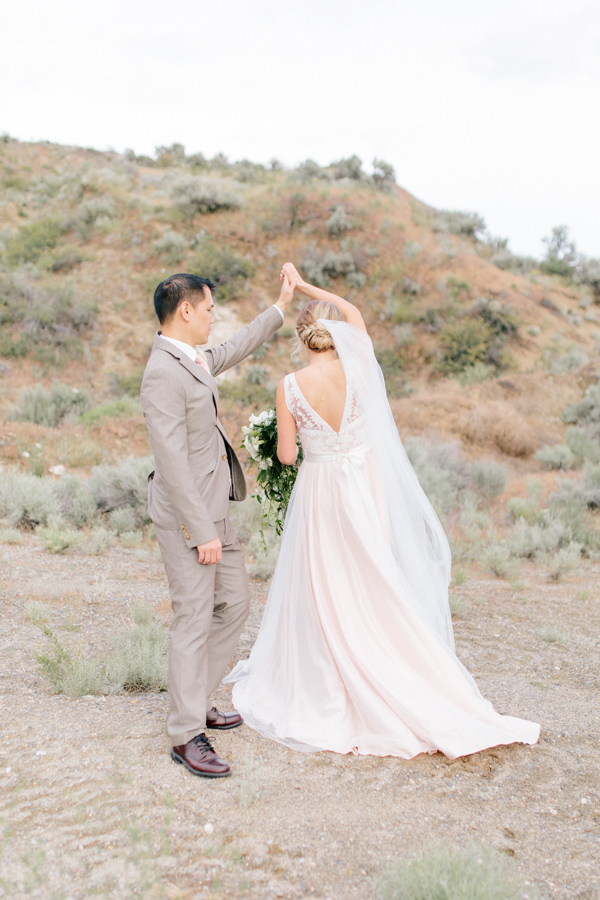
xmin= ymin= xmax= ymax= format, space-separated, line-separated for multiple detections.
xmin=284 ymin=372 xmax=368 ymax=462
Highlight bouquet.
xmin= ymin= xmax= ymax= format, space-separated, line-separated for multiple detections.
xmin=242 ymin=409 xmax=303 ymax=537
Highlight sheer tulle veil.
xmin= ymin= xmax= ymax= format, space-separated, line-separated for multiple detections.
xmin=320 ymin=319 xmax=455 ymax=651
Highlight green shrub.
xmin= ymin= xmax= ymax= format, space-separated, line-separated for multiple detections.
xmin=561 ymin=381 xmax=600 ymax=426
xmin=565 ymin=426 xmax=600 ymax=464
xmin=0 ymin=272 xmax=97 ymax=360
xmin=37 ymin=517 xmax=83 ymax=553
xmin=506 ymin=518 xmax=567 ymax=558
xmin=507 ymin=497 xmax=539 ymax=523
xmin=472 ymin=298 xmax=520 ymax=340
xmin=245 ymin=365 xmax=268 ymax=386
xmin=0 ymin=470 xmax=60 ymax=529
xmin=376 ymin=349 xmax=409 ymax=398
xmin=301 ymin=244 xmax=365 ymax=289
xmin=372 ymin=158 xmax=396 ymax=188
xmin=432 ymin=210 xmax=486 ymax=239
xmin=37 ymin=627 xmax=105 ymax=696
xmin=377 ymin=841 xmax=536 ymax=900
xmin=326 ymin=205 xmax=353 ymax=237
xmin=543 ymin=343 xmax=588 ymax=373
xmin=108 ymin=505 xmax=137 ymax=534
xmin=582 ymin=462 xmax=600 ymax=507
xmin=152 ymin=229 xmax=188 ymax=264
xmin=0 ymin=527 xmax=22 ymax=543
xmin=76 ymin=195 xmax=117 ymax=230
xmin=54 ymin=475 xmax=96 ymax=527
xmin=445 ymin=276 xmax=471 ymax=300
xmin=481 ymin=544 xmax=513 ymax=578
xmin=539 ymin=624 xmax=569 ymax=643
xmin=333 ymin=155 xmax=364 ymax=181
xmin=105 ymin=609 xmax=168 ymax=692
xmin=247 ymin=528 xmax=281 ymax=579
xmin=547 ymin=485 xmax=599 ymax=548
xmin=88 ymin=457 xmax=152 ymax=525
xmin=293 ymin=159 xmax=327 ymax=183
xmin=84 ymin=526 xmax=115 ymax=555
xmin=219 ymin=378 xmax=274 ymax=408
xmin=404 ymin=438 xmax=470 ymax=517
xmin=534 ymin=444 xmax=575 ymax=470
xmin=574 ymin=256 xmax=600 ymax=301
xmin=438 ymin=319 xmax=494 ymax=375
xmin=192 ymin=237 xmax=254 ymax=302
xmin=24 ymin=600 xmax=51 ymax=626
xmin=546 ymin=542 xmax=582 ymax=580
xmin=540 ymin=225 xmax=577 ymax=277
xmin=79 ymin=396 xmax=141 ymax=425
xmin=10 ymin=382 xmax=91 ymax=427
xmin=470 ymin=460 xmax=507 ymax=498
xmin=171 ymin=177 xmax=242 ymax=221
xmin=3 ymin=217 xmax=66 ymax=267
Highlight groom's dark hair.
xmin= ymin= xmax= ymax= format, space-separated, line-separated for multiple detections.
xmin=154 ymin=273 xmax=216 ymax=324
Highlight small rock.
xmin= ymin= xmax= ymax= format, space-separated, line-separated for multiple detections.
xmin=49 ymin=465 xmax=66 ymax=477
xmin=204 ymin=822 xmax=214 ymax=835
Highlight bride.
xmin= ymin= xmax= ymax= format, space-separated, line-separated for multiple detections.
xmin=225 ymin=263 xmax=540 ymax=759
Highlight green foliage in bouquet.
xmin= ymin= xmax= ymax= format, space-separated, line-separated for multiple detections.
xmin=242 ymin=410 xmax=303 ymax=538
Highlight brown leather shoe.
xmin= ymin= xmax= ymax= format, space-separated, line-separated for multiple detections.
xmin=171 ymin=733 xmax=231 ymax=778
xmin=205 ymin=706 xmax=244 ymax=730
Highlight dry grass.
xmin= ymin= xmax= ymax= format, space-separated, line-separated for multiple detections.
xmin=459 ymin=401 xmax=538 ymax=457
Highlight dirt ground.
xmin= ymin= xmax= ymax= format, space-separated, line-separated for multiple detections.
xmin=0 ymin=536 xmax=599 ymax=900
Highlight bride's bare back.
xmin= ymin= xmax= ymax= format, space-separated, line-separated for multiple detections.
xmin=294 ymin=358 xmax=347 ymax=433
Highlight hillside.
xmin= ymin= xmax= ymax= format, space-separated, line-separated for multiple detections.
xmin=1 ymin=137 xmax=599 ymax=475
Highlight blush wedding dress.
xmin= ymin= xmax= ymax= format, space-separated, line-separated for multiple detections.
xmin=225 ymin=321 xmax=540 ymax=759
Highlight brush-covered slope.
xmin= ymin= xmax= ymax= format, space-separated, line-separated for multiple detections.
xmin=1 ymin=138 xmax=598 ymax=472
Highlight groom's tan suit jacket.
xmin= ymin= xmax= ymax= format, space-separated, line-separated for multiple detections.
xmin=141 ymin=306 xmax=283 ymax=548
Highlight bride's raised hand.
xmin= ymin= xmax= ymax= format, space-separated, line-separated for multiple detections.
xmin=280 ymin=262 xmax=304 ymax=288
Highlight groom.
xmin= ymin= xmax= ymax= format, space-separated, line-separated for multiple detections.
xmin=141 ymin=272 xmax=293 ymax=777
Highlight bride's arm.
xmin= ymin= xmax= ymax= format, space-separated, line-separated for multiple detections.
xmin=281 ymin=263 xmax=367 ymax=332
xmin=275 ymin=379 xmax=299 ymax=465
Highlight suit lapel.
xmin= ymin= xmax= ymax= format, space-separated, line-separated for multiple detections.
xmin=153 ymin=333 xmax=219 ymax=410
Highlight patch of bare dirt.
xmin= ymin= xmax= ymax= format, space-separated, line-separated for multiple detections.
xmin=0 ymin=537 xmax=599 ymax=898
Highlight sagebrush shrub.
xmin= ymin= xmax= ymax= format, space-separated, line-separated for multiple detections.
xmin=561 ymin=381 xmax=600 ymax=426
xmin=0 ymin=273 xmax=97 ymax=359
xmin=171 ymin=177 xmax=242 ymax=220
xmin=301 ymin=244 xmax=364 ymax=289
xmin=574 ymin=255 xmax=600 ymax=301
xmin=377 ymin=841 xmax=536 ymax=900
xmin=37 ymin=517 xmax=82 ymax=553
xmin=105 ymin=612 xmax=168 ymax=692
xmin=10 ymin=382 xmax=91 ymax=427
xmin=192 ymin=236 xmax=254 ymax=302
xmin=108 ymin=505 xmax=137 ymax=534
xmin=0 ymin=470 xmax=60 ymax=529
xmin=546 ymin=542 xmax=582 ymax=580
xmin=54 ymin=475 xmax=96 ymax=527
xmin=333 ymin=155 xmax=364 ymax=181
xmin=470 ymin=460 xmax=507 ymax=498
xmin=432 ymin=210 xmax=486 ymax=239
xmin=3 ymin=217 xmax=66 ymax=267
xmin=565 ymin=426 xmax=600 ymax=464
xmin=37 ymin=628 xmax=105 ymax=696
xmin=88 ymin=457 xmax=152 ymax=525
xmin=438 ymin=319 xmax=494 ymax=374
xmin=326 ymin=205 xmax=353 ymax=237
xmin=152 ymin=229 xmax=188 ymax=264
xmin=534 ymin=444 xmax=575 ymax=470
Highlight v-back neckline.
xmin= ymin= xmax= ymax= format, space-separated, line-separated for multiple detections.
xmin=290 ymin=371 xmax=350 ymax=435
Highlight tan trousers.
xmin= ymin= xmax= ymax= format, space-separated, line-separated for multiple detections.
xmin=154 ymin=517 xmax=250 ymax=746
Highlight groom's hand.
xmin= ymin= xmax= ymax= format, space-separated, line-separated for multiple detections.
xmin=275 ymin=272 xmax=297 ymax=313
xmin=197 ymin=538 xmax=222 ymax=565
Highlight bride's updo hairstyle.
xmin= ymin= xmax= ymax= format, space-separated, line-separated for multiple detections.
xmin=293 ymin=300 xmax=343 ymax=356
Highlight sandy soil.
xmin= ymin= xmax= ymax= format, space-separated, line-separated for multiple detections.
xmin=0 ymin=537 xmax=599 ymax=899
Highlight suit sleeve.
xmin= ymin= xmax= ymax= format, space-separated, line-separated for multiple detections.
xmin=141 ymin=366 xmax=218 ymax=548
xmin=206 ymin=306 xmax=283 ymax=376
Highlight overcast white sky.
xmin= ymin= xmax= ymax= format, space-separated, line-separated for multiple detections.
xmin=1 ymin=0 xmax=599 ymax=258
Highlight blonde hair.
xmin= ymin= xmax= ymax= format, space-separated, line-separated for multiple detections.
xmin=293 ymin=300 xmax=343 ymax=355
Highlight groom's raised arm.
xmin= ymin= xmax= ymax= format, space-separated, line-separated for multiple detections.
xmin=205 ymin=306 xmax=284 ymax=377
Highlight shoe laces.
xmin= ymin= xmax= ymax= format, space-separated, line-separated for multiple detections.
xmin=192 ymin=733 xmax=214 ymax=754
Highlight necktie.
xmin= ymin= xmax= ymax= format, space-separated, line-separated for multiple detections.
xmin=195 ymin=350 xmax=211 ymax=375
